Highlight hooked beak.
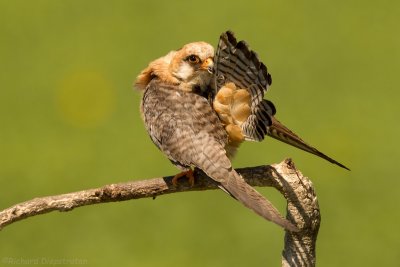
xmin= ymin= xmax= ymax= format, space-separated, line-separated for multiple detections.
xmin=200 ymin=57 xmax=214 ymax=74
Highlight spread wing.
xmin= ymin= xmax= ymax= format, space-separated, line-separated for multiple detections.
xmin=213 ymin=31 xmax=349 ymax=170
xmin=214 ymin=30 xmax=275 ymax=141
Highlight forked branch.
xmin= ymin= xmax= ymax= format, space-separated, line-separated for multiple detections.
xmin=0 ymin=158 xmax=320 ymax=266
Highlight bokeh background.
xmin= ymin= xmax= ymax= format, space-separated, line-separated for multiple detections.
xmin=1 ymin=1 xmax=399 ymax=266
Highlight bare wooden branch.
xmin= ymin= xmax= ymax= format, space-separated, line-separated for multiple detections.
xmin=275 ymin=160 xmax=321 ymax=267
xmin=0 ymin=158 xmax=320 ymax=267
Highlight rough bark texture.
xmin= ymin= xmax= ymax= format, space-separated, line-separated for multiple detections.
xmin=0 ymin=159 xmax=320 ymax=266
xmin=275 ymin=160 xmax=321 ymax=266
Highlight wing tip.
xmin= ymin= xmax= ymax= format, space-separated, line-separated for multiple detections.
xmin=331 ymin=160 xmax=351 ymax=171
xmin=223 ymin=30 xmax=237 ymax=46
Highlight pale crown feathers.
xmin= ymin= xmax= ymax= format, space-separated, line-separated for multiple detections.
xmin=135 ymin=42 xmax=214 ymax=93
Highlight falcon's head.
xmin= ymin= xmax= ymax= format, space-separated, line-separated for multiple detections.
xmin=135 ymin=42 xmax=214 ymax=93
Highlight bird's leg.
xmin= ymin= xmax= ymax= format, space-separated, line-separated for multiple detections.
xmin=172 ymin=169 xmax=195 ymax=187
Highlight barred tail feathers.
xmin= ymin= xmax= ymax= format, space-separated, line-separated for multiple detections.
xmin=219 ymin=169 xmax=299 ymax=232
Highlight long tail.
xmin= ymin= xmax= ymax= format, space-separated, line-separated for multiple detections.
xmin=267 ymin=117 xmax=350 ymax=170
xmin=220 ymin=169 xmax=299 ymax=232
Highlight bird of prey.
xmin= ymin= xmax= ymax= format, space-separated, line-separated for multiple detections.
xmin=135 ymin=31 xmax=348 ymax=232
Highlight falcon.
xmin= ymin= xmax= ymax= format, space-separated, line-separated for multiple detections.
xmin=135 ymin=41 xmax=298 ymax=232
xmin=135 ymin=31 xmax=348 ymax=232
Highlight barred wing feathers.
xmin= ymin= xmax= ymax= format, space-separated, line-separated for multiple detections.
xmin=214 ymin=30 xmax=349 ymax=170
xmin=214 ymin=31 xmax=275 ymax=141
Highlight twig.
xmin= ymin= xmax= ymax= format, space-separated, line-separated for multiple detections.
xmin=0 ymin=158 xmax=320 ymax=266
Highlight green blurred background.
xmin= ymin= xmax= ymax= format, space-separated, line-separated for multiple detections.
xmin=1 ymin=1 xmax=399 ymax=266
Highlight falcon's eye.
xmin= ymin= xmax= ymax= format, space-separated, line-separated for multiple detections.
xmin=187 ymin=55 xmax=200 ymax=64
